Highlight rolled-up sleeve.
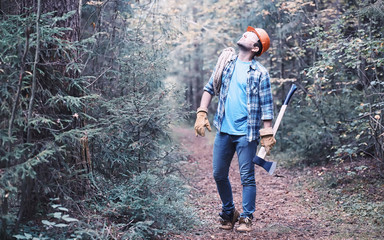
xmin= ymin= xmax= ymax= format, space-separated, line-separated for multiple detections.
xmin=259 ymin=72 xmax=274 ymax=120
xmin=203 ymin=67 xmax=216 ymax=95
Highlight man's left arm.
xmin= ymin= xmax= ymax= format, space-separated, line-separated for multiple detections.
xmin=262 ymin=120 xmax=272 ymax=128
xmin=259 ymin=72 xmax=276 ymax=154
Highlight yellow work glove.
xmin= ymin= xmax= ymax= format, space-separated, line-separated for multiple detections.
xmin=194 ymin=107 xmax=212 ymax=137
xmin=259 ymin=127 xmax=276 ymax=155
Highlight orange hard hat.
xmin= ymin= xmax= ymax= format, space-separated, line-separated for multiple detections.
xmin=247 ymin=26 xmax=270 ymax=56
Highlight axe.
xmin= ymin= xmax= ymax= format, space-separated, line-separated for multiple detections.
xmin=253 ymin=84 xmax=298 ymax=175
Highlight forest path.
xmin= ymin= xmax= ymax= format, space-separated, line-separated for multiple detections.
xmin=172 ymin=127 xmax=333 ymax=240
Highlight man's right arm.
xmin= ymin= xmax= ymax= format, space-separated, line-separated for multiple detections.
xmin=194 ymin=91 xmax=213 ymax=137
xmin=194 ymin=66 xmax=216 ymax=137
xmin=197 ymin=91 xmax=213 ymax=113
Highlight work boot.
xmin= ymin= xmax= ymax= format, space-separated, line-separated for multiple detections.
xmin=236 ymin=216 xmax=252 ymax=232
xmin=219 ymin=209 xmax=240 ymax=230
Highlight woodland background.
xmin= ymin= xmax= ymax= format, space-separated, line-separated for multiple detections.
xmin=0 ymin=0 xmax=383 ymax=239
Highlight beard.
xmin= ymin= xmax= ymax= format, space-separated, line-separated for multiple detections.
xmin=237 ymin=42 xmax=252 ymax=51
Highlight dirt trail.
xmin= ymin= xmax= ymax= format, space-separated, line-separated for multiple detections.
xmin=173 ymin=128 xmax=333 ymax=240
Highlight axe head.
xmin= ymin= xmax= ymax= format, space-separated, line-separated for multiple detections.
xmin=252 ymin=155 xmax=276 ymax=175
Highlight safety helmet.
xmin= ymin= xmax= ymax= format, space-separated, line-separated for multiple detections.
xmin=246 ymin=26 xmax=270 ymax=56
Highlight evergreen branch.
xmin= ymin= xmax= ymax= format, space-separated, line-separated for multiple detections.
xmin=86 ymin=66 xmax=111 ymax=88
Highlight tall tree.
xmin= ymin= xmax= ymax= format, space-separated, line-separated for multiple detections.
xmin=1 ymin=0 xmax=195 ymax=238
xmin=1 ymin=0 xmax=86 ymax=237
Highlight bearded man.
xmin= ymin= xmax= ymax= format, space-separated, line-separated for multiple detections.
xmin=194 ymin=26 xmax=275 ymax=232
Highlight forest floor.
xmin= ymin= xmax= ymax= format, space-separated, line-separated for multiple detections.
xmin=170 ymin=128 xmax=384 ymax=240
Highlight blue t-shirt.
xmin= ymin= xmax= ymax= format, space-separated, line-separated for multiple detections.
xmin=221 ymin=59 xmax=250 ymax=135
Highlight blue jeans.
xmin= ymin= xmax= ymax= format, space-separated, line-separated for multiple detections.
xmin=213 ymin=132 xmax=258 ymax=218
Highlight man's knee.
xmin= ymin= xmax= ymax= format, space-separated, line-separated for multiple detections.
xmin=213 ymin=170 xmax=229 ymax=182
xmin=240 ymin=173 xmax=255 ymax=186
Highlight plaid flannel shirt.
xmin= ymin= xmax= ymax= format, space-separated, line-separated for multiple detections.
xmin=204 ymin=55 xmax=274 ymax=142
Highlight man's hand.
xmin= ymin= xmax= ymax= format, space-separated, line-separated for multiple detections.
xmin=259 ymin=127 xmax=276 ymax=155
xmin=194 ymin=107 xmax=211 ymax=137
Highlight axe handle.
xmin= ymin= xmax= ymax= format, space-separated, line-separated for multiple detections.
xmin=257 ymin=104 xmax=287 ymax=159
xmin=257 ymin=84 xmax=297 ymax=159
xmin=272 ymin=104 xmax=287 ymax=136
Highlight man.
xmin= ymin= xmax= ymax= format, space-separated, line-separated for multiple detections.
xmin=194 ymin=26 xmax=276 ymax=232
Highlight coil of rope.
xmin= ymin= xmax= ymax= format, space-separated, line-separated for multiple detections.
xmin=213 ymin=47 xmax=235 ymax=95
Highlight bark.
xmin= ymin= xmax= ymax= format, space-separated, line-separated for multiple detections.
xmin=26 ymin=0 xmax=41 ymax=143
xmin=0 ymin=0 xmax=18 ymax=14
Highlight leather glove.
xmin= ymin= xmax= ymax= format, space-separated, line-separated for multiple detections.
xmin=259 ymin=127 xmax=276 ymax=155
xmin=194 ymin=107 xmax=212 ymax=137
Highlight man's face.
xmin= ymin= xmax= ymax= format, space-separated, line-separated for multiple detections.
xmin=237 ymin=31 xmax=259 ymax=51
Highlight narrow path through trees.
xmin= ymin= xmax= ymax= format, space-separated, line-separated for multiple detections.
xmin=173 ymin=128 xmax=338 ymax=240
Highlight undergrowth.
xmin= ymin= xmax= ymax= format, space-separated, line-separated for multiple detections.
xmin=13 ymin=170 xmax=198 ymax=240
xmin=294 ymin=158 xmax=384 ymax=239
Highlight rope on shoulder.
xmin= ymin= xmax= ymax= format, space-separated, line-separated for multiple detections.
xmin=213 ymin=47 xmax=235 ymax=96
